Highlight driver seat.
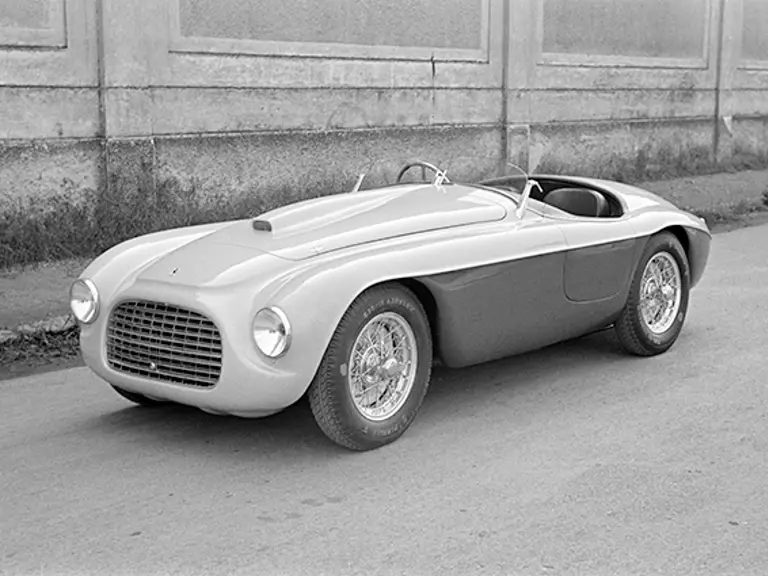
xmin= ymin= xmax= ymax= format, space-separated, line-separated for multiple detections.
xmin=543 ymin=187 xmax=610 ymax=218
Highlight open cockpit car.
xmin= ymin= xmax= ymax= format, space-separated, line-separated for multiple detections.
xmin=70 ymin=160 xmax=710 ymax=451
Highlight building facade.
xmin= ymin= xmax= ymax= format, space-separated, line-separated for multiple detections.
xmin=0 ymin=0 xmax=766 ymax=219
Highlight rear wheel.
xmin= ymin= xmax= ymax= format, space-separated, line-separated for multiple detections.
xmin=110 ymin=385 xmax=165 ymax=407
xmin=615 ymin=232 xmax=690 ymax=356
xmin=308 ymin=284 xmax=433 ymax=451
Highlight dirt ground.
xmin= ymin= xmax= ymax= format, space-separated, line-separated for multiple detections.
xmin=640 ymin=168 xmax=768 ymax=211
xmin=0 ymin=257 xmax=91 ymax=329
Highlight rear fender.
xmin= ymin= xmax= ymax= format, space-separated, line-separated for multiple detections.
xmin=629 ymin=210 xmax=711 ymax=289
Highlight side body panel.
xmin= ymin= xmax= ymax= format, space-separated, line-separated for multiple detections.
xmin=270 ymin=209 xmax=654 ymax=373
xmin=418 ymin=250 xmax=632 ymax=369
xmin=554 ymin=218 xmax=644 ymax=302
xmin=416 ymin=216 xmax=648 ymax=368
xmin=563 ymin=238 xmax=638 ymax=302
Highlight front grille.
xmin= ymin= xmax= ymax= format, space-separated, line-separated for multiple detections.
xmin=106 ymin=300 xmax=222 ymax=388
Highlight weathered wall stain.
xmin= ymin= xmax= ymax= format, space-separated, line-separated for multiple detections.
xmin=0 ymin=0 xmax=767 ymax=267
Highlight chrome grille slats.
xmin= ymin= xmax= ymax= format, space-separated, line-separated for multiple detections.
xmin=107 ymin=331 xmax=222 ymax=361
xmin=108 ymin=324 xmax=221 ymax=354
xmin=106 ymin=300 xmax=222 ymax=388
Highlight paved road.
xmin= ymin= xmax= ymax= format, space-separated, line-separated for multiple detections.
xmin=2 ymin=225 xmax=767 ymax=576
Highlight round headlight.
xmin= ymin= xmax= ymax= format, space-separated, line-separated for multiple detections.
xmin=69 ymin=279 xmax=99 ymax=324
xmin=252 ymin=306 xmax=292 ymax=358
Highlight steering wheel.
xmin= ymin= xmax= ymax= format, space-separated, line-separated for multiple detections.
xmin=396 ymin=161 xmax=450 ymax=185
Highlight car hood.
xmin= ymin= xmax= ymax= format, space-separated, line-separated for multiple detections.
xmin=185 ymin=183 xmax=507 ymax=262
xmin=124 ymin=183 xmax=506 ymax=289
xmin=135 ymin=241 xmax=289 ymax=289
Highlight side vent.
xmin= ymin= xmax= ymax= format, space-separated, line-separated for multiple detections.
xmin=252 ymin=219 xmax=273 ymax=232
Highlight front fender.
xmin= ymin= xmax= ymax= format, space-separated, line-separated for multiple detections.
xmin=262 ymin=253 xmax=432 ymax=389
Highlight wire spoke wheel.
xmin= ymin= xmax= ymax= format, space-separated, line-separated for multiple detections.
xmin=614 ymin=232 xmax=691 ymax=357
xmin=308 ymin=283 xmax=432 ymax=451
xmin=348 ymin=312 xmax=418 ymax=421
xmin=639 ymin=251 xmax=682 ymax=334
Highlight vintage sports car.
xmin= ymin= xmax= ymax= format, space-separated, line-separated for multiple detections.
xmin=70 ymin=160 xmax=711 ymax=451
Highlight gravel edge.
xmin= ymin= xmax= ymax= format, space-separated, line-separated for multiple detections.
xmin=0 ymin=314 xmax=81 ymax=371
xmin=0 ymin=314 xmax=77 ymax=345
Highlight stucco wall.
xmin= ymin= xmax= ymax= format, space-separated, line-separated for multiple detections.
xmin=1 ymin=0 xmax=767 ymax=229
xmin=177 ymin=0 xmax=484 ymax=50
xmin=0 ymin=0 xmax=99 ymax=205
xmin=730 ymin=0 xmax=768 ymax=161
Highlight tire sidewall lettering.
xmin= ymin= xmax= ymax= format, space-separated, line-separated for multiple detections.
xmin=331 ymin=287 xmax=432 ymax=445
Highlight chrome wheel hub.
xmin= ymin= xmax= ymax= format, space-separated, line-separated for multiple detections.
xmin=639 ymin=251 xmax=682 ymax=334
xmin=348 ymin=312 xmax=418 ymax=422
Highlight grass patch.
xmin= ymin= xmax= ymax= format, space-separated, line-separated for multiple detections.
xmin=0 ymin=325 xmax=84 ymax=381
xmin=3 ymin=146 xmax=768 ymax=271
xmin=0 ymin=159 xmax=332 ymax=270
xmin=0 ymin=325 xmax=80 ymax=365
xmin=689 ymin=198 xmax=768 ymax=230
xmin=536 ymin=142 xmax=768 ymax=184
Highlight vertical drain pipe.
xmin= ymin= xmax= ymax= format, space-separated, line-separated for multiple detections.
xmin=712 ymin=0 xmax=727 ymax=163
xmin=499 ymin=0 xmax=511 ymax=175
xmin=95 ymin=0 xmax=110 ymax=193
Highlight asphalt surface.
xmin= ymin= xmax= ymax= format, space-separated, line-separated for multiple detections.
xmin=2 ymin=224 xmax=767 ymax=576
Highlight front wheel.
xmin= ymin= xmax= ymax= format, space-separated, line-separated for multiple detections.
xmin=615 ymin=232 xmax=691 ymax=356
xmin=307 ymin=284 xmax=433 ymax=451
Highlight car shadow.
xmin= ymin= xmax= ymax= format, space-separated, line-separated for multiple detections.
xmin=81 ymin=393 xmax=341 ymax=460
xmin=78 ymin=328 xmax=684 ymax=461
xmin=424 ymin=329 xmax=626 ymax=405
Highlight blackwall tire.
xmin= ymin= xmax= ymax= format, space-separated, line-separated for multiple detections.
xmin=307 ymin=283 xmax=433 ymax=451
xmin=615 ymin=232 xmax=691 ymax=356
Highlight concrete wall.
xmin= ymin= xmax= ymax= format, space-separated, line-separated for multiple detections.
xmin=1 ymin=0 xmax=767 ymax=209
xmin=730 ymin=0 xmax=768 ymax=161
xmin=0 ymin=0 xmax=100 ymax=204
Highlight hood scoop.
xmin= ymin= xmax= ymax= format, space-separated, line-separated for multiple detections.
xmin=252 ymin=219 xmax=273 ymax=232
